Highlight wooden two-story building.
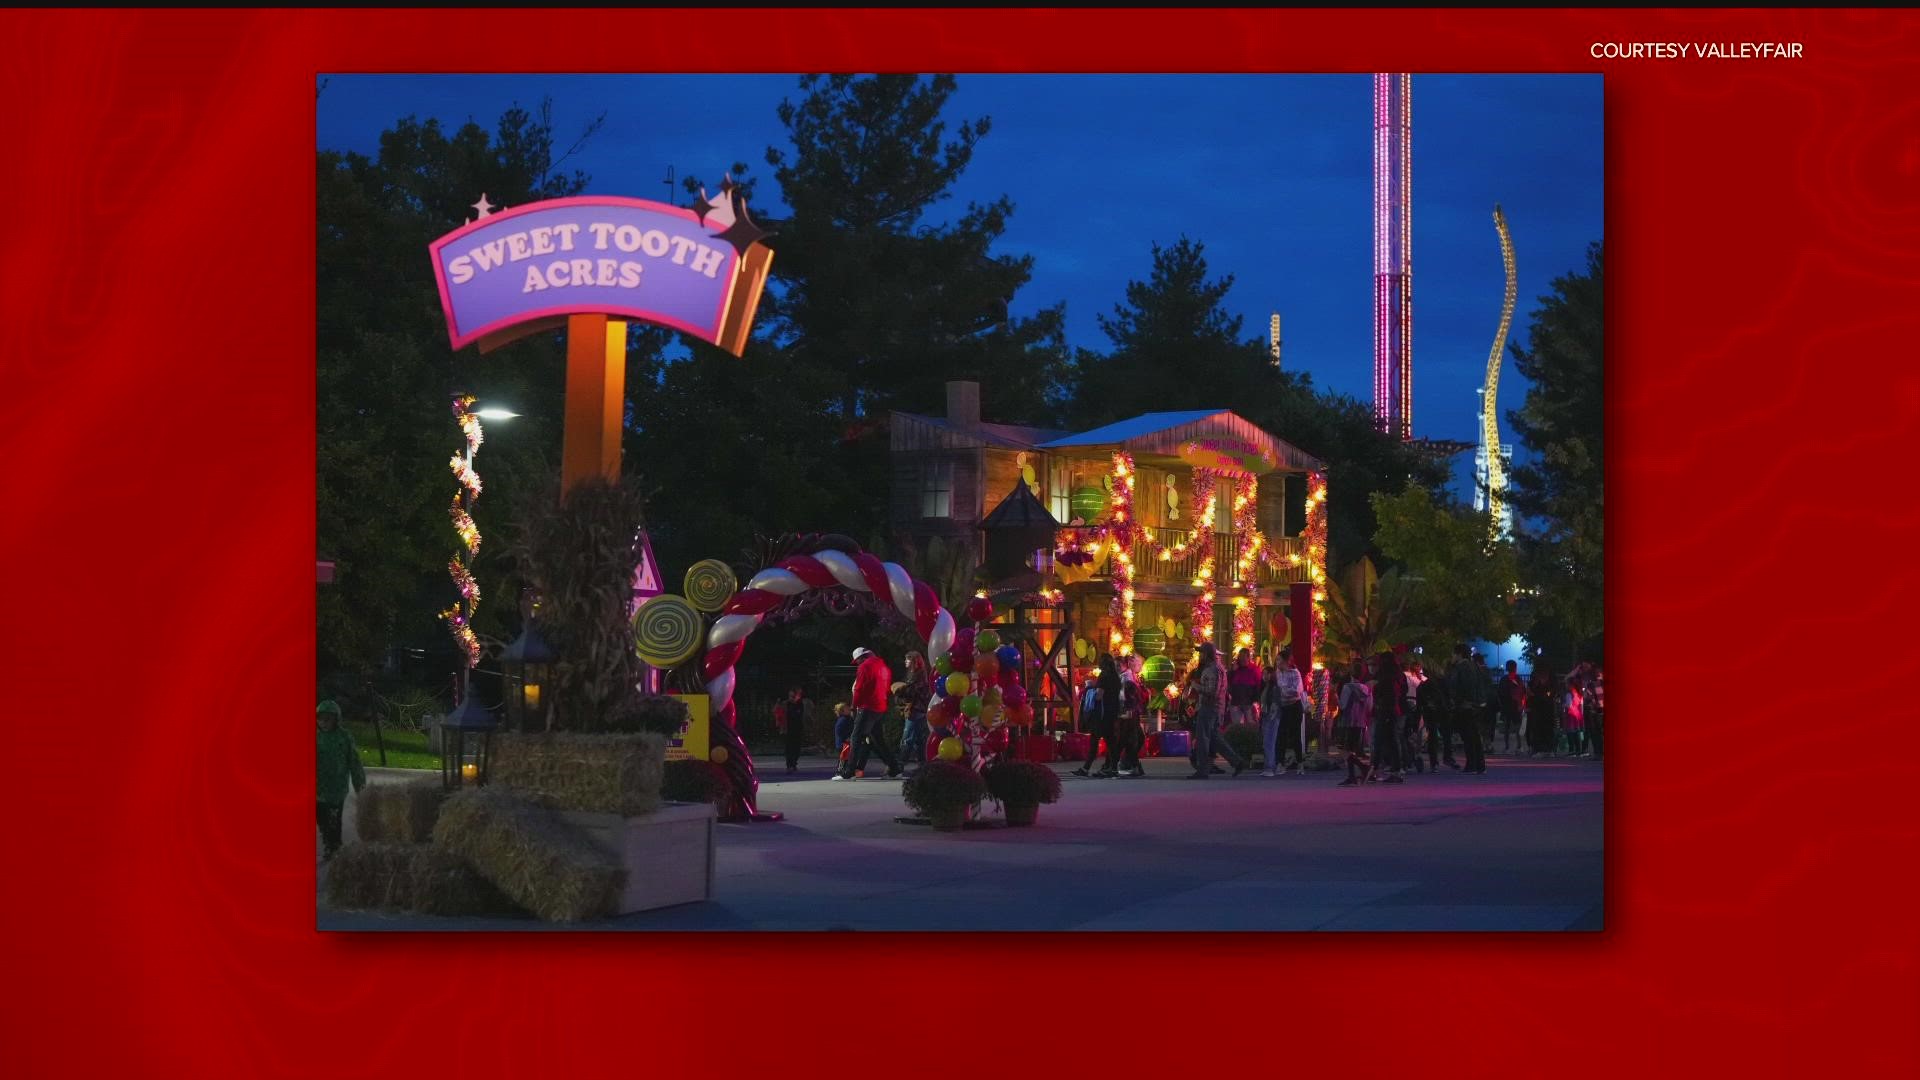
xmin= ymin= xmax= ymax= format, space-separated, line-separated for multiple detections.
xmin=892 ymin=382 xmax=1325 ymax=681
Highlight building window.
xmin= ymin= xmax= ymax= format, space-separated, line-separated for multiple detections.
xmin=922 ymin=459 xmax=953 ymax=519
xmin=1049 ymin=459 xmax=1071 ymax=524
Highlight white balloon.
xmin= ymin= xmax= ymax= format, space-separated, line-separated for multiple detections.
xmin=745 ymin=568 xmax=808 ymax=595
xmin=884 ymin=562 xmax=917 ymax=621
xmin=812 ymin=549 xmax=867 ymax=592
xmin=928 ymin=609 xmax=956 ymax=664
xmin=708 ymin=613 xmax=760 ymax=650
xmin=705 ymin=668 xmax=736 ymax=716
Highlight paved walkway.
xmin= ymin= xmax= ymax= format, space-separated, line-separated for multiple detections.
xmin=319 ymin=751 xmax=1603 ymax=931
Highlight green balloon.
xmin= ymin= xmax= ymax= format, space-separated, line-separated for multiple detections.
xmin=1140 ymin=654 xmax=1177 ymax=691
xmin=935 ymin=655 xmax=952 ymax=677
xmin=960 ymin=694 xmax=983 ymax=718
xmin=976 ymin=629 xmax=1001 ymax=652
xmin=1070 ymin=486 xmax=1109 ymax=523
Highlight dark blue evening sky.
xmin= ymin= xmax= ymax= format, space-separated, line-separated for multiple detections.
xmin=318 ymin=74 xmax=1602 ymax=494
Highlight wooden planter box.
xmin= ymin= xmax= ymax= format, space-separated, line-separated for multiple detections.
xmin=559 ymin=803 xmax=716 ymax=916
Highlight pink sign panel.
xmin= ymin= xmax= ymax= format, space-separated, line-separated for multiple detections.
xmin=429 ymin=196 xmax=743 ymax=350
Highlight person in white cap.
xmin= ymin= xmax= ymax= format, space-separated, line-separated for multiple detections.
xmin=835 ymin=646 xmax=901 ymax=780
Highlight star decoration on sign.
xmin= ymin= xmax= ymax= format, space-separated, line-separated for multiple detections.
xmin=706 ymin=174 xmax=772 ymax=257
xmin=470 ymin=193 xmax=496 ymax=221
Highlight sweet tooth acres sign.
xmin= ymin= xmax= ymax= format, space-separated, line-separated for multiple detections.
xmin=430 ymin=192 xmax=770 ymax=356
xmin=427 ymin=179 xmax=774 ymax=492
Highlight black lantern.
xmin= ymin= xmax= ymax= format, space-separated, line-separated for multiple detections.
xmin=500 ymin=620 xmax=557 ymax=733
xmin=980 ymin=480 xmax=1061 ymax=583
xmin=441 ymin=695 xmax=497 ymax=791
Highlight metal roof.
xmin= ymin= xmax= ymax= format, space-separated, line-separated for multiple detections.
xmin=1036 ymin=411 xmax=1225 ymax=448
xmin=892 ymin=411 xmax=1069 ymax=451
xmin=1038 ymin=410 xmax=1326 ymax=472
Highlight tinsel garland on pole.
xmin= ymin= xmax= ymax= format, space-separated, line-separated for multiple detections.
xmin=440 ymin=394 xmax=485 ymax=669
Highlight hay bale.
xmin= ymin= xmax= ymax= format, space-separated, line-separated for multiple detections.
xmin=489 ymin=731 xmax=665 ymax=817
xmin=354 ymin=777 xmax=447 ymax=843
xmin=323 ymin=842 xmax=517 ymax=917
xmin=432 ymin=787 xmax=625 ymax=923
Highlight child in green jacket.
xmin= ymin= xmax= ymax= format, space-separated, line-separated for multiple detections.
xmin=316 ymin=700 xmax=366 ymax=859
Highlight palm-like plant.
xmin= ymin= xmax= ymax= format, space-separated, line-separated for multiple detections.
xmin=1320 ymin=565 xmax=1427 ymax=665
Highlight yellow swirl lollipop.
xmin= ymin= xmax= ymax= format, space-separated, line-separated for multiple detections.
xmin=683 ymin=559 xmax=738 ymax=613
xmin=633 ymin=595 xmax=703 ymax=667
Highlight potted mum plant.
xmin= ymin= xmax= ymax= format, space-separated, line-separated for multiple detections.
xmin=983 ymin=759 xmax=1063 ymax=827
xmin=902 ymin=759 xmax=986 ymax=831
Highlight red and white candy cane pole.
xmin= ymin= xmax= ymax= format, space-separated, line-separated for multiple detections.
xmin=699 ymin=549 xmax=956 ymax=798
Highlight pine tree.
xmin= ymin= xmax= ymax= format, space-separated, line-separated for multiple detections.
xmin=318 ymin=102 xmax=631 ymax=675
xmin=760 ymin=74 xmax=1068 ymax=427
xmin=1068 ymin=236 xmax=1275 ymax=427
xmin=1506 ymin=242 xmax=1603 ymax=663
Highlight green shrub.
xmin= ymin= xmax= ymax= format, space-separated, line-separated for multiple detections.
xmin=1222 ymin=723 xmax=1263 ymax=765
xmin=983 ymin=759 xmax=1063 ymax=806
xmin=901 ymin=760 xmax=986 ymax=816
xmin=661 ymin=760 xmax=732 ymax=805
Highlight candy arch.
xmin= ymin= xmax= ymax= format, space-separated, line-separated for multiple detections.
xmin=693 ymin=541 xmax=957 ymax=820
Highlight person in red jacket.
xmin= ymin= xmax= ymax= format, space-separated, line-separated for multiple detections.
xmin=836 ymin=646 xmax=903 ymax=780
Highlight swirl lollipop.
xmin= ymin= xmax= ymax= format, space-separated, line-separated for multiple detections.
xmin=633 ymin=595 xmax=704 ymax=667
xmin=683 ymin=559 xmax=738 ymax=613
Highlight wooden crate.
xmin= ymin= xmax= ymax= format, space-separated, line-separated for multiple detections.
xmin=559 ymin=803 xmax=716 ymax=915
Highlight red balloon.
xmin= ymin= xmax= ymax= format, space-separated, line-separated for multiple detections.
xmin=950 ymin=630 xmax=976 ymax=672
xmin=965 ymin=596 xmax=995 ymax=624
xmin=984 ymin=726 xmax=1010 ymax=754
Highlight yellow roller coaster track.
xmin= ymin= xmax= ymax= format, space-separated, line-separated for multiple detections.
xmin=1483 ymin=204 xmax=1517 ymax=537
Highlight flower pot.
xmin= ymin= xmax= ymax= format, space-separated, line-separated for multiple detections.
xmin=1004 ymin=802 xmax=1039 ymax=827
xmin=928 ymin=806 xmax=968 ymax=831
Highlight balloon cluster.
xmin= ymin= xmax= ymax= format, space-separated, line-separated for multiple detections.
xmin=926 ymin=596 xmax=1033 ymax=767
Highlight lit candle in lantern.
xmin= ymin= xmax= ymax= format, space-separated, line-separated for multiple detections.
xmin=522 ymin=683 xmax=541 ymax=711
xmin=461 ymin=762 xmax=477 ymax=781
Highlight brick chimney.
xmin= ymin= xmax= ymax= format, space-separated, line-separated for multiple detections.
xmin=945 ymin=380 xmax=980 ymax=430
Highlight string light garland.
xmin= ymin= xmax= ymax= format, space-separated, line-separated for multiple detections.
xmin=440 ymin=394 xmax=486 ymax=672
xmin=1304 ymin=469 xmax=1329 ymax=662
xmin=1188 ymin=468 xmax=1219 ymax=646
xmin=1230 ymin=473 xmax=1258 ymax=651
xmin=1105 ymin=453 xmax=1138 ymax=656
xmin=1048 ymin=454 xmax=1328 ymax=669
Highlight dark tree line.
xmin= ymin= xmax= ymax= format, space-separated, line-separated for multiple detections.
xmin=320 ymin=75 xmax=1577 ymax=692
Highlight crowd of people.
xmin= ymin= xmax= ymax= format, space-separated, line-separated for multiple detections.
xmin=1168 ymin=642 xmax=1605 ymax=786
xmin=769 ymin=638 xmax=1604 ymax=787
